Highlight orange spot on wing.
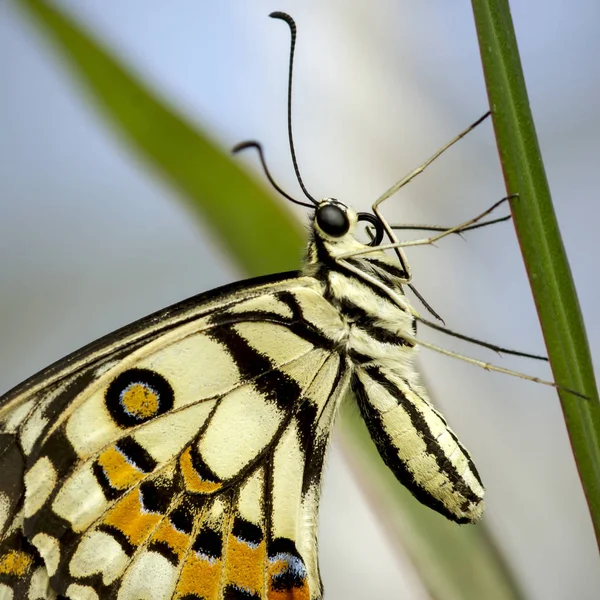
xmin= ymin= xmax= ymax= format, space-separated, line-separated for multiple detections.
xmin=268 ymin=580 xmax=311 ymax=600
xmin=151 ymin=520 xmax=190 ymax=561
xmin=97 ymin=446 xmax=145 ymax=490
xmin=175 ymin=550 xmax=222 ymax=600
xmin=268 ymin=586 xmax=311 ymax=600
xmin=121 ymin=383 xmax=159 ymax=419
xmin=0 ymin=550 xmax=33 ymax=576
xmin=180 ymin=447 xmax=222 ymax=494
xmin=103 ymin=488 xmax=162 ymax=547
xmin=224 ymin=533 xmax=266 ymax=596
xmin=268 ymin=556 xmax=310 ymax=600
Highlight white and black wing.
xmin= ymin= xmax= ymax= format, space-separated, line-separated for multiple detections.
xmin=0 ymin=272 xmax=349 ymax=600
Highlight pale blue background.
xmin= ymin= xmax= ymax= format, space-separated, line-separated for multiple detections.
xmin=1 ymin=1 xmax=599 ymax=598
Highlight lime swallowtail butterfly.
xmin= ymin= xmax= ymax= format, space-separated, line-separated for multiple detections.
xmin=0 ymin=10 xmax=554 ymax=600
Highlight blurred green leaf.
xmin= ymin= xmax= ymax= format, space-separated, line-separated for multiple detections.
xmin=18 ymin=0 xmax=304 ymax=277
xmin=17 ymin=0 xmax=528 ymax=597
xmin=472 ymin=0 xmax=600 ymax=549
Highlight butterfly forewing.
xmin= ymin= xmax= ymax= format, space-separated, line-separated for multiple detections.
xmin=0 ymin=200 xmax=484 ymax=600
xmin=0 ymin=275 xmax=349 ymax=599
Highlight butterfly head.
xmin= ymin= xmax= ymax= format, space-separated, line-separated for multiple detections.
xmin=313 ymin=198 xmax=384 ymax=246
xmin=314 ymin=198 xmax=353 ymax=240
xmin=307 ymin=198 xmax=408 ymax=285
xmin=310 ymin=199 xmax=370 ymax=260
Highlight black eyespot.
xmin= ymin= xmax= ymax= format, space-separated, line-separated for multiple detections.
xmin=315 ymin=201 xmax=349 ymax=237
xmin=105 ymin=368 xmax=174 ymax=428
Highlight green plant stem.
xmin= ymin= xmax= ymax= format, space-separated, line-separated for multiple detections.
xmin=471 ymin=0 xmax=600 ymax=548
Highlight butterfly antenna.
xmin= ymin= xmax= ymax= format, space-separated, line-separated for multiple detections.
xmin=408 ymin=284 xmax=445 ymax=324
xmin=392 ymin=214 xmax=511 ymax=234
xmin=270 ymin=12 xmax=318 ymax=206
xmin=417 ymin=315 xmax=549 ymax=361
xmin=232 ymin=141 xmax=315 ymax=209
xmin=373 ymin=111 xmax=491 ymax=212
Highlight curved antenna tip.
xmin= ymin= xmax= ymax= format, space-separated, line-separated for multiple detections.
xmin=269 ymin=11 xmax=294 ymax=24
xmin=232 ymin=139 xmax=316 ymax=209
xmin=231 ymin=140 xmax=259 ymax=155
xmin=267 ymin=10 xmax=318 ymax=205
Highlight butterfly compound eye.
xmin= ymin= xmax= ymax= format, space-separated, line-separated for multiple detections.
xmin=316 ymin=202 xmax=350 ymax=237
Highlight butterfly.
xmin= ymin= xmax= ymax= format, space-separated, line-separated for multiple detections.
xmin=0 ymin=193 xmax=486 ymax=600
xmin=0 ymin=12 xmax=492 ymax=600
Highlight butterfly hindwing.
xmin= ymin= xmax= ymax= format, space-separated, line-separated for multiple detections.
xmin=0 ymin=273 xmax=349 ymax=600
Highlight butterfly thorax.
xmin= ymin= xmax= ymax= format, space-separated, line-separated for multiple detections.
xmin=301 ymin=200 xmax=418 ymax=374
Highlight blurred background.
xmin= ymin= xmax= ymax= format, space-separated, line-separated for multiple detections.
xmin=1 ymin=1 xmax=599 ymax=598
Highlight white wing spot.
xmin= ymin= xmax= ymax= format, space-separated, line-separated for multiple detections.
xmin=66 ymin=583 xmax=100 ymax=600
xmin=69 ymin=530 xmax=129 ymax=585
xmin=52 ymin=467 xmax=108 ymax=532
xmin=31 ymin=533 xmax=60 ymax=576
xmin=200 ymin=385 xmax=284 ymax=480
xmin=24 ymin=457 xmax=57 ymax=518
xmin=20 ymin=408 xmax=50 ymax=457
xmin=227 ymin=294 xmax=295 ymax=318
xmin=0 ymin=492 xmax=10 ymax=534
xmin=65 ymin=391 xmax=121 ymax=459
xmin=117 ymin=551 xmax=177 ymax=600
xmin=2 ymin=399 xmax=35 ymax=432
xmin=28 ymin=566 xmax=55 ymax=600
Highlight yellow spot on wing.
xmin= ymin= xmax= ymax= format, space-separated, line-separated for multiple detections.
xmin=133 ymin=332 xmax=241 ymax=410
xmin=96 ymin=446 xmax=145 ymax=490
xmin=0 ymin=550 xmax=33 ymax=576
xmin=237 ymin=470 xmax=264 ymax=525
xmin=271 ymin=423 xmax=304 ymax=541
xmin=176 ymin=550 xmax=222 ymax=600
xmin=2 ymin=398 xmax=35 ymax=432
xmin=103 ymin=489 xmax=161 ymax=547
xmin=179 ymin=447 xmax=222 ymax=494
xmin=151 ymin=520 xmax=190 ymax=561
xmin=224 ymin=533 xmax=265 ymax=596
xmin=121 ymin=384 xmax=159 ymax=419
